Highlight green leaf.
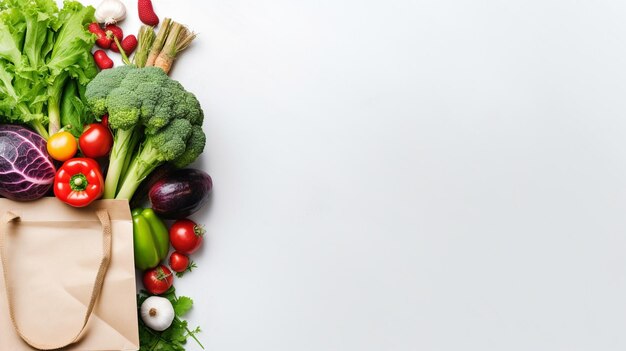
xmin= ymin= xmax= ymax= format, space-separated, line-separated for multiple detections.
xmin=47 ymin=1 xmax=97 ymax=83
xmin=61 ymin=79 xmax=93 ymax=136
xmin=173 ymin=296 xmax=193 ymax=317
xmin=137 ymin=289 xmax=204 ymax=350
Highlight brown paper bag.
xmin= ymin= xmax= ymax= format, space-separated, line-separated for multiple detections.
xmin=0 ymin=198 xmax=139 ymax=351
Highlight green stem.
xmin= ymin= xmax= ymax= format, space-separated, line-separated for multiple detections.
xmin=149 ymin=338 xmax=160 ymax=351
xmin=184 ymin=323 xmax=204 ymax=349
xmin=47 ymin=99 xmax=61 ymax=136
xmin=118 ymin=131 xmax=141 ymax=187
xmin=146 ymin=18 xmax=171 ymax=66
xmin=70 ymin=173 xmax=88 ymax=191
xmin=17 ymin=104 xmax=49 ymax=139
xmin=30 ymin=120 xmax=49 ymax=139
xmin=115 ymin=142 xmax=159 ymax=200
xmin=113 ymin=36 xmax=131 ymax=65
xmin=48 ymin=72 xmax=69 ymax=136
xmin=104 ymin=128 xmax=137 ymax=199
xmin=134 ymin=25 xmax=156 ymax=68
xmin=172 ymin=293 xmax=204 ymax=349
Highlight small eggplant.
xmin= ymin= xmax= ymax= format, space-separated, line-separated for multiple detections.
xmin=149 ymin=168 xmax=212 ymax=219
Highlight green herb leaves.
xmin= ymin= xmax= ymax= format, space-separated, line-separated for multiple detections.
xmin=138 ymin=288 xmax=204 ymax=351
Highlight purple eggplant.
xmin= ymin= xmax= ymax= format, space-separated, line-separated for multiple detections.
xmin=149 ymin=168 xmax=212 ymax=219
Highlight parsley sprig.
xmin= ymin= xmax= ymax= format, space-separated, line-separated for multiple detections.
xmin=138 ymin=287 xmax=204 ymax=350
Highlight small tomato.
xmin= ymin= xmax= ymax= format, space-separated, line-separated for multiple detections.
xmin=47 ymin=131 xmax=77 ymax=161
xmin=169 ymin=219 xmax=204 ymax=255
xmin=79 ymin=123 xmax=113 ymax=158
xmin=169 ymin=251 xmax=197 ymax=277
xmin=143 ymin=265 xmax=174 ymax=295
xmin=169 ymin=252 xmax=190 ymax=273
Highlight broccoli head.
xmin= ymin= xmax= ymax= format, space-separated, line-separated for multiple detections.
xmin=145 ymin=118 xmax=193 ymax=162
xmin=84 ymin=65 xmax=134 ymax=116
xmin=84 ymin=66 xmax=207 ymax=200
xmin=173 ymin=126 xmax=207 ymax=168
xmin=181 ymin=91 xmax=204 ymax=126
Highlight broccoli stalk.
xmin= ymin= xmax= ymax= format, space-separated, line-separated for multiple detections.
xmin=104 ymin=127 xmax=140 ymax=199
xmin=115 ymin=119 xmax=192 ymax=200
xmin=114 ymin=140 xmax=164 ymax=200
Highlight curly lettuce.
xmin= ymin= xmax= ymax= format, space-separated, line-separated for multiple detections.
xmin=0 ymin=0 xmax=97 ymax=139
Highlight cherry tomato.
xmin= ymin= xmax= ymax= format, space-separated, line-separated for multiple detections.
xmin=169 ymin=251 xmax=190 ymax=273
xmin=47 ymin=131 xmax=77 ymax=161
xmin=169 ymin=219 xmax=204 ymax=254
xmin=79 ymin=123 xmax=113 ymax=158
xmin=143 ymin=265 xmax=174 ymax=295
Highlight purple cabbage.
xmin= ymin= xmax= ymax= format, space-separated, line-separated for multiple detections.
xmin=0 ymin=125 xmax=56 ymax=201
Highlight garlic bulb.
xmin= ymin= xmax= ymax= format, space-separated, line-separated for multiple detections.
xmin=141 ymin=296 xmax=175 ymax=331
xmin=95 ymin=0 xmax=127 ymax=25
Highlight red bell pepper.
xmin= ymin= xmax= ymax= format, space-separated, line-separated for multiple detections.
xmin=54 ymin=158 xmax=104 ymax=207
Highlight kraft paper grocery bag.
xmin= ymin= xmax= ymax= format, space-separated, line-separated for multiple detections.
xmin=0 ymin=198 xmax=139 ymax=350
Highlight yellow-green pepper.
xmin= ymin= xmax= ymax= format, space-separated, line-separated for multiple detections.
xmin=132 ymin=208 xmax=169 ymax=270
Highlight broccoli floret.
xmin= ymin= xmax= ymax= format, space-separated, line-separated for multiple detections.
xmin=106 ymin=86 xmax=142 ymax=129
xmin=118 ymin=66 xmax=169 ymax=87
xmin=84 ymin=65 xmax=134 ymax=116
xmin=181 ymin=91 xmax=204 ymax=126
xmin=136 ymin=82 xmax=163 ymax=124
xmin=115 ymin=119 xmax=193 ymax=200
xmin=84 ymin=66 xmax=206 ymax=199
xmin=144 ymin=118 xmax=192 ymax=162
xmin=172 ymin=126 xmax=206 ymax=168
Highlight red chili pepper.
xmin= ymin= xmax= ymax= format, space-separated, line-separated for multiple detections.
xmin=54 ymin=158 xmax=104 ymax=207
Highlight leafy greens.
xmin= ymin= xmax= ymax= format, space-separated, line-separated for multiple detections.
xmin=0 ymin=0 xmax=98 ymax=138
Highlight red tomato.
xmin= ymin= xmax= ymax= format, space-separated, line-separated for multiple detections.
xmin=169 ymin=251 xmax=190 ymax=273
xmin=169 ymin=219 xmax=204 ymax=254
xmin=143 ymin=265 xmax=174 ymax=295
xmin=79 ymin=123 xmax=113 ymax=158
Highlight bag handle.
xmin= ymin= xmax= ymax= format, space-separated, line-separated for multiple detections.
xmin=0 ymin=209 xmax=112 ymax=350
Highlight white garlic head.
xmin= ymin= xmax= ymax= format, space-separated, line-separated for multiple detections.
xmin=94 ymin=0 xmax=127 ymax=25
xmin=140 ymin=296 xmax=175 ymax=331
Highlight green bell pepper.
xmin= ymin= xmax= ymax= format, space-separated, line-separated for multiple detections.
xmin=132 ymin=208 xmax=170 ymax=270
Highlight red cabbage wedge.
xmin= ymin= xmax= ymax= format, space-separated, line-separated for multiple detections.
xmin=0 ymin=125 xmax=56 ymax=201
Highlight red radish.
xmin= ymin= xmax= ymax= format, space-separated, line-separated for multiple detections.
xmin=88 ymin=23 xmax=111 ymax=49
xmin=105 ymin=24 xmax=123 ymax=42
xmin=138 ymin=0 xmax=159 ymax=26
xmin=110 ymin=41 xmax=120 ymax=53
xmin=93 ymin=50 xmax=113 ymax=70
xmin=120 ymin=35 xmax=138 ymax=55
xmin=106 ymin=24 xmax=124 ymax=52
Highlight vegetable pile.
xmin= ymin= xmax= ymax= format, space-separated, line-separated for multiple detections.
xmin=84 ymin=66 xmax=205 ymax=200
xmin=0 ymin=0 xmax=212 ymax=349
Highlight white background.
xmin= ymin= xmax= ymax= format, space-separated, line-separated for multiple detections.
xmin=83 ymin=0 xmax=626 ymax=350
